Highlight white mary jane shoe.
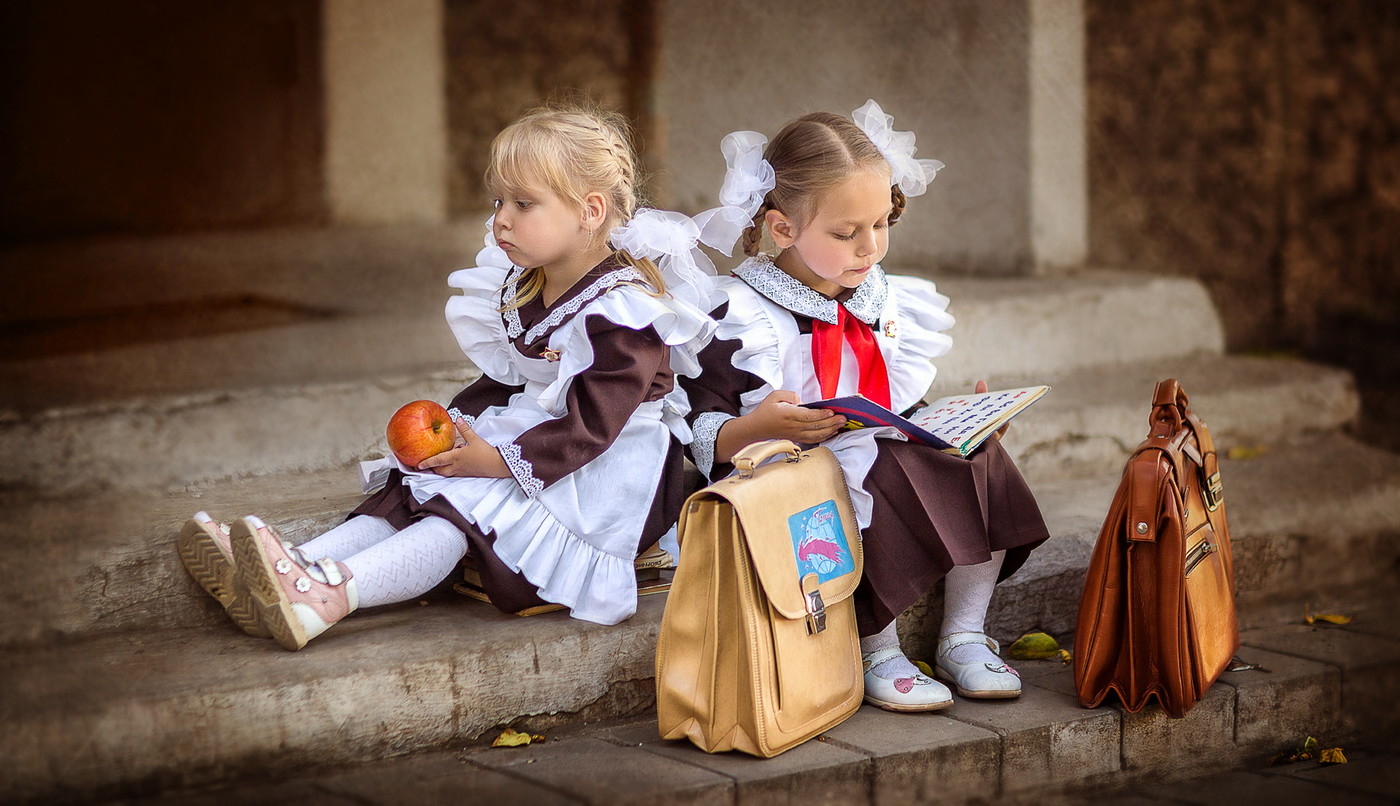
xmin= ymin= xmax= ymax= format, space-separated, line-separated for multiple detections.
xmin=862 ymin=647 xmax=953 ymax=712
xmin=935 ymin=632 xmax=1022 ymax=699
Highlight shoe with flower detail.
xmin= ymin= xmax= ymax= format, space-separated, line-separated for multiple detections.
xmin=231 ymin=515 xmax=357 ymax=651
xmin=177 ymin=512 xmax=270 ymax=638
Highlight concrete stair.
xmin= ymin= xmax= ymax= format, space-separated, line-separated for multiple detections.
xmin=2 ymin=226 xmax=1398 ymax=802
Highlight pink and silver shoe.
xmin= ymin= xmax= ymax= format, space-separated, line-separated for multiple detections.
xmin=862 ymin=647 xmax=954 ymax=712
xmin=176 ymin=512 xmax=269 ymax=638
xmin=231 ymin=515 xmax=358 ymax=651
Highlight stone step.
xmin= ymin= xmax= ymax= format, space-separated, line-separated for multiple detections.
xmin=0 ymin=354 xmax=1362 ymax=649
xmin=1 ymin=264 xmax=1225 ymax=494
xmin=10 ymin=609 xmax=1399 ymax=804
xmin=1007 ymin=352 xmax=1357 ymax=484
xmin=4 ymin=436 xmax=1398 ymax=802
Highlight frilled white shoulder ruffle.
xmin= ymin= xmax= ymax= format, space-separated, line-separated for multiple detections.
xmin=444 ymin=262 xmax=522 ymax=386
xmin=532 ymin=283 xmax=716 ymax=415
xmin=884 ymin=273 xmax=955 ymax=409
xmin=711 ymin=273 xmax=788 ymax=399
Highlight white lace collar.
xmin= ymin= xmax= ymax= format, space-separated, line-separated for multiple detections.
xmin=501 ymin=263 xmax=645 ymax=344
xmin=732 ymin=254 xmax=888 ymax=325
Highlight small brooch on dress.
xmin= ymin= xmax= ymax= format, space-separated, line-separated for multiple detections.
xmin=883 ymin=319 xmax=899 ymax=338
xmin=540 ymin=348 xmax=562 ymax=362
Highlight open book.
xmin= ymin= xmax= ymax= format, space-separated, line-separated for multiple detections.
xmin=803 ymin=385 xmax=1051 ymax=457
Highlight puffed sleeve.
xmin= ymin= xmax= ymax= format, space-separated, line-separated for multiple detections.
xmin=678 ymin=301 xmax=766 ymax=481
xmin=497 ymin=317 xmax=671 ymax=494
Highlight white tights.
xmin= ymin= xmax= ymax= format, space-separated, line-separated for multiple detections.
xmin=940 ymin=550 xmax=1006 ymax=666
xmin=298 ymin=515 xmax=469 ymax=609
xmin=860 ymin=549 xmax=1007 ymax=678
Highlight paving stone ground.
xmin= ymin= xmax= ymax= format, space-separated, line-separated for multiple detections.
xmin=102 ymin=606 xmax=1400 ymax=806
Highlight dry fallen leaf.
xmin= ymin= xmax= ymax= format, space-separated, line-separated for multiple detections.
xmin=1303 ymin=606 xmax=1353 ymax=626
xmin=1007 ymin=631 xmax=1062 ymax=661
xmin=1226 ymin=444 xmax=1270 ymax=461
xmin=913 ymin=660 xmax=934 ymax=678
xmin=491 ymin=728 xmax=545 ymax=748
xmin=1319 ymin=747 xmax=1348 ymax=765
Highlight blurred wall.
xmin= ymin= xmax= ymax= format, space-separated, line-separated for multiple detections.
xmin=0 ymin=1 xmax=325 ymax=242
xmin=1087 ymin=0 xmax=1400 ymax=353
xmin=443 ymin=0 xmax=658 ymax=216
xmin=657 ymin=0 xmax=1088 ymax=275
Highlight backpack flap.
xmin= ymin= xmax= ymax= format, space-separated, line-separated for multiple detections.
xmin=708 ymin=441 xmax=863 ymax=626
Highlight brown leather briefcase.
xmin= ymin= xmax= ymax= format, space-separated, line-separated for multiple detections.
xmin=1074 ymin=379 xmax=1239 ymax=718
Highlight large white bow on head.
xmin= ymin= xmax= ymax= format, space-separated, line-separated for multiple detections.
xmin=692 ymin=130 xmax=775 ymax=256
xmin=852 ymin=99 xmax=945 ymax=198
xmin=610 ymin=208 xmax=718 ymax=311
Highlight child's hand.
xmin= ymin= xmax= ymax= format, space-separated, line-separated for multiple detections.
xmin=416 ymin=420 xmax=511 ymax=478
xmin=752 ymin=390 xmax=848 ymax=442
xmin=975 ymin=379 xmax=1011 ymax=440
xmin=715 ymin=390 xmax=847 ymax=462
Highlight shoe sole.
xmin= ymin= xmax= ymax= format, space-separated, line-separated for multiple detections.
xmin=177 ymin=517 xmax=269 ymax=638
xmin=231 ymin=518 xmax=310 ymax=651
xmin=934 ymin=667 xmax=1023 ymax=699
xmin=863 ymin=695 xmax=954 ymax=713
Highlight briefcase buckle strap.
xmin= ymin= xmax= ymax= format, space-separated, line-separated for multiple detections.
xmin=1204 ymin=471 xmax=1224 ymax=511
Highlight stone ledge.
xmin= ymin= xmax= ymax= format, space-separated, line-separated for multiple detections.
xmin=12 ymin=606 xmax=1396 ymax=804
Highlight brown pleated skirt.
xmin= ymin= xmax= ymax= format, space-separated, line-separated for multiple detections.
xmin=853 ymin=437 xmax=1049 ymax=635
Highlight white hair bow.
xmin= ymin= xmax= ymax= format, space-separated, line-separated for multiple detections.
xmin=611 ymin=208 xmax=717 ymax=311
xmin=851 ymin=99 xmax=944 ymax=197
xmin=692 ymin=130 xmax=775 ymax=256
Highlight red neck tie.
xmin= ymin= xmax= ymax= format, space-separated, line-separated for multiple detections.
xmin=812 ymin=306 xmax=892 ymax=408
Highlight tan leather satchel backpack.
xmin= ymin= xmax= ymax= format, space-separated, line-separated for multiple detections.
xmin=1074 ymin=379 xmax=1239 ymax=717
xmin=656 ymin=440 xmax=864 ymax=757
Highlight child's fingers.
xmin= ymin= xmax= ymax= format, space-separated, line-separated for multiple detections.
xmin=416 ymin=447 xmax=462 ymax=473
xmin=454 ymin=419 xmax=475 ymax=443
xmin=975 ymin=379 xmax=989 ymax=394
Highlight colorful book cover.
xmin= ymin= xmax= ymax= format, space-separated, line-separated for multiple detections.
xmin=804 ymin=385 xmax=1050 ymax=457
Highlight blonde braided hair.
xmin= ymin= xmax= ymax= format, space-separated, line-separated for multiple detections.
xmin=486 ymin=105 xmax=665 ymax=309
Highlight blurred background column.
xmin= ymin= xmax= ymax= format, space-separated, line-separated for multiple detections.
xmin=656 ymin=0 xmax=1087 ymax=276
xmin=322 ymin=0 xmax=448 ymax=224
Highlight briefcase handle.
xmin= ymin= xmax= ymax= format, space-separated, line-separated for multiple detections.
xmin=1149 ymin=379 xmax=1190 ymax=437
xmin=733 ymin=439 xmax=803 ymax=479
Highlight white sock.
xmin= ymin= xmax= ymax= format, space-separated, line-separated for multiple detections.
xmin=342 ymin=516 xmax=468 ymax=608
xmin=860 ymin=620 xmax=921 ymax=680
xmin=940 ymin=550 xmax=1005 ymax=667
xmin=297 ymin=515 xmax=397 ymax=562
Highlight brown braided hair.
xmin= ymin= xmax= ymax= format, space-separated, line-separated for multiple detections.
xmin=740 ymin=112 xmax=906 ymax=257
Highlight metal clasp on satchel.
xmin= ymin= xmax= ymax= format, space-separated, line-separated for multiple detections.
xmin=801 ymin=573 xmax=827 ymax=634
xmin=805 ymin=590 xmax=827 ymax=634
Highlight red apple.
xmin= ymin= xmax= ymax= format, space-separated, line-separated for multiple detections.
xmin=386 ymin=400 xmax=456 ymax=467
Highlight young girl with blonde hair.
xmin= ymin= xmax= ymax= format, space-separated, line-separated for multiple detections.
xmin=178 ymin=106 xmax=715 ymax=649
xmin=685 ymin=101 xmax=1049 ymax=711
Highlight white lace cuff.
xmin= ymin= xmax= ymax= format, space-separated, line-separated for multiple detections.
xmin=446 ymin=408 xmax=475 ymax=428
xmin=691 ymin=411 xmax=734 ymax=481
xmin=497 ymin=441 xmax=545 ymax=498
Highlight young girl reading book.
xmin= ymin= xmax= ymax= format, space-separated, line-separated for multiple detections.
xmin=177 ymin=106 xmax=715 ymax=650
xmin=684 ymin=101 xmax=1050 ymax=711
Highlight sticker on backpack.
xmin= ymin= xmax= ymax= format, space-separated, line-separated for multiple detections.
xmin=788 ymin=500 xmax=856 ymax=583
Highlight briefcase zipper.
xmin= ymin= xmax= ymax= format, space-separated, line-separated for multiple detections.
xmin=1184 ymin=538 xmax=1217 ymax=577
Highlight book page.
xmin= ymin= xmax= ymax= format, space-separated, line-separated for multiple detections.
xmin=910 ymin=386 xmax=1049 ymax=449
